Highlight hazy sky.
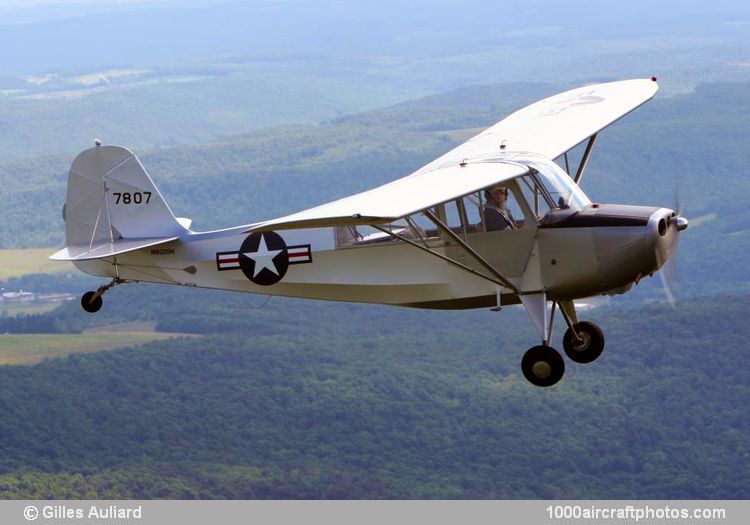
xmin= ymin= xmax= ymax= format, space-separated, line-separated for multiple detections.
xmin=0 ymin=0 xmax=223 ymax=13
xmin=0 ymin=0 xmax=167 ymax=5
xmin=1 ymin=0 xmax=747 ymax=80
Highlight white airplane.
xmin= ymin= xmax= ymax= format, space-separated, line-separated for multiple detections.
xmin=51 ymin=77 xmax=687 ymax=387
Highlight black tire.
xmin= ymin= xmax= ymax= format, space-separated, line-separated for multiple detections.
xmin=81 ymin=291 xmax=103 ymax=313
xmin=521 ymin=345 xmax=565 ymax=387
xmin=563 ymin=321 xmax=605 ymax=364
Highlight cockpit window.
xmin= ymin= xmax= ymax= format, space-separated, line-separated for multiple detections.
xmin=524 ymin=159 xmax=591 ymax=212
xmin=333 ymin=157 xmax=590 ymax=247
xmin=517 ymin=174 xmax=552 ymax=221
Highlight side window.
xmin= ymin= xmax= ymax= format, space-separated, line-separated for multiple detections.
xmin=504 ymin=187 xmax=525 ymax=226
xmin=481 ymin=183 xmax=528 ymax=232
xmin=335 ymin=225 xmax=362 ymax=246
xmin=334 ymin=212 xmax=440 ymax=248
xmin=440 ymin=195 xmax=483 ymax=236
xmin=462 ymin=193 xmax=483 ymax=232
xmin=516 ymin=175 xmax=552 ymax=222
xmin=443 ymin=200 xmax=463 ymax=231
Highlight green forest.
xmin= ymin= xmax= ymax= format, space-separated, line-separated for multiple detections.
xmin=0 ymin=274 xmax=748 ymax=499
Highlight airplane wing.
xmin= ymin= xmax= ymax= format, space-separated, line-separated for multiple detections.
xmin=250 ymin=78 xmax=657 ymax=232
xmin=414 ymin=78 xmax=658 ymax=174
xmin=249 ymin=161 xmax=526 ymax=231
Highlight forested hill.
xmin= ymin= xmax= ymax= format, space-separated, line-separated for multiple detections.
xmin=0 ymin=292 xmax=748 ymax=499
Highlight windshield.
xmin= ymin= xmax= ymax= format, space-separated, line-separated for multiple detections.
xmin=523 ymin=159 xmax=591 ymax=212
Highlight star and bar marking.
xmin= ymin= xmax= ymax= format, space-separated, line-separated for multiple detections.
xmin=216 ymin=231 xmax=312 ymax=286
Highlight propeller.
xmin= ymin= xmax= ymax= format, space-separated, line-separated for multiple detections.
xmin=656 ymin=185 xmax=687 ymax=308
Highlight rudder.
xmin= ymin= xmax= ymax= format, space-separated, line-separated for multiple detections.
xmin=62 ymin=144 xmax=187 ymax=250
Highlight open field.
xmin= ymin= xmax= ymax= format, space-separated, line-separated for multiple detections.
xmin=0 ymin=249 xmax=74 ymax=280
xmin=0 ymin=302 xmax=63 ymax=317
xmin=0 ymin=332 xmax=196 ymax=366
xmin=437 ymin=127 xmax=486 ymax=143
xmin=83 ymin=321 xmax=158 ymax=334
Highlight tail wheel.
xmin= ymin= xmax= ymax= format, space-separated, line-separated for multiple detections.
xmin=521 ymin=345 xmax=565 ymax=387
xmin=81 ymin=291 xmax=103 ymax=313
xmin=563 ymin=321 xmax=605 ymax=364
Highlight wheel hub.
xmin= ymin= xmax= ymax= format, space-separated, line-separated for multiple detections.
xmin=522 ymin=345 xmax=564 ymax=387
xmin=563 ymin=321 xmax=605 ymax=364
xmin=532 ymin=361 xmax=552 ymax=379
xmin=571 ymin=332 xmax=591 ymax=352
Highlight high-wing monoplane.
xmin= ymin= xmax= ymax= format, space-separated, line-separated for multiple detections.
xmin=51 ymin=78 xmax=687 ymax=386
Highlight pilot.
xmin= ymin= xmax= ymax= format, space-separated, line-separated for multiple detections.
xmin=483 ymin=185 xmax=517 ymax=231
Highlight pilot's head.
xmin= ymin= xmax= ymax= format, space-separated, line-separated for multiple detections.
xmin=485 ymin=185 xmax=509 ymax=205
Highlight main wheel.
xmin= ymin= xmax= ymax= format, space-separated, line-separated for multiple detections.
xmin=81 ymin=291 xmax=103 ymax=313
xmin=521 ymin=345 xmax=565 ymax=387
xmin=563 ymin=321 xmax=604 ymax=364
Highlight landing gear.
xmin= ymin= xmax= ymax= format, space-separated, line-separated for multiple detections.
xmin=517 ymin=294 xmax=606 ymax=386
xmin=563 ymin=321 xmax=605 ymax=364
xmin=81 ymin=291 xmax=103 ymax=313
xmin=80 ymin=278 xmax=126 ymax=313
xmin=521 ymin=345 xmax=565 ymax=387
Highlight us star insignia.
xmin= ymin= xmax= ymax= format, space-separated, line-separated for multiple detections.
xmin=216 ymin=231 xmax=312 ymax=286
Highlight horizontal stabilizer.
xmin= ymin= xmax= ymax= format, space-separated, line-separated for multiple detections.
xmin=50 ymin=236 xmax=178 ymax=262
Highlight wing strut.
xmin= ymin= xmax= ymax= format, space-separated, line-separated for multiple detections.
xmin=422 ymin=210 xmax=520 ymax=294
xmin=371 ymin=225 xmax=509 ymax=289
xmin=573 ymin=133 xmax=598 ymax=185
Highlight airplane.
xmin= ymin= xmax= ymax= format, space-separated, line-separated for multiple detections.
xmin=51 ymin=77 xmax=687 ymax=387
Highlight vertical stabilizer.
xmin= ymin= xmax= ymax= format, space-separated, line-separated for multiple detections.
xmin=63 ymin=144 xmax=187 ymax=250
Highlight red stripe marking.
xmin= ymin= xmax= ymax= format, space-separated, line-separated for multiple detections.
xmin=219 ymin=257 xmax=239 ymax=263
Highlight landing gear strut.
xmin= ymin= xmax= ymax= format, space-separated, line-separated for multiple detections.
xmin=80 ymin=278 xmax=126 ymax=313
xmin=517 ymin=295 xmax=605 ymax=387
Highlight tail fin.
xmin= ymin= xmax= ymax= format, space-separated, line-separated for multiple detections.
xmin=51 ymin=145 xmax=188 ymax=261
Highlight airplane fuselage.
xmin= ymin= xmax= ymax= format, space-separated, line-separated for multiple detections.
xmin=72 ymin=203 xmax=678 ymax=310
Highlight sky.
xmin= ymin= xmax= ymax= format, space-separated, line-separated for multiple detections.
xmin=0 ymin=1 xmax=748 ymax=85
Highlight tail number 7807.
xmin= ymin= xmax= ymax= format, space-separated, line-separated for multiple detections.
xmin=113 ymin=191 xmax=152 ymax=205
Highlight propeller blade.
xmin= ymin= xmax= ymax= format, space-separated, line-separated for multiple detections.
xmin=655 ymin=248 xmax=677 ymax=308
